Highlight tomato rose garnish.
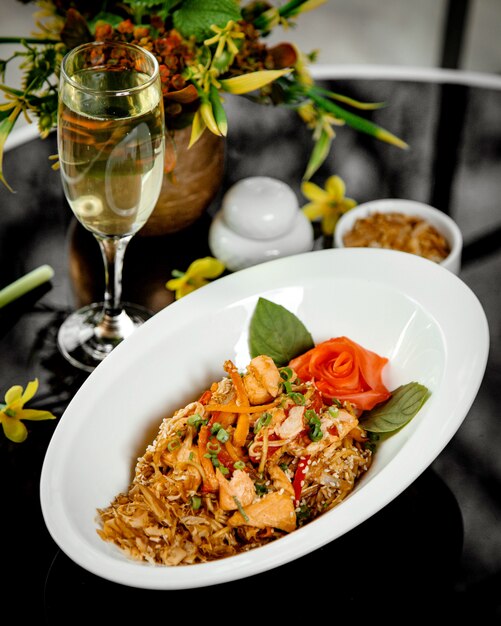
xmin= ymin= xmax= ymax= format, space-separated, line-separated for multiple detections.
xmin=289 ymin=336 xmax=391 ymax=411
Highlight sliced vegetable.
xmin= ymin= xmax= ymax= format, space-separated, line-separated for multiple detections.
xmin=289 ymin=336 xmax=391 ymax=411
xmin=292 ymin=456 xmax=310 ymax=504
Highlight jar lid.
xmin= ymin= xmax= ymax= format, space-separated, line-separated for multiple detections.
xmin=222 ymin=177 xmax=299 ymax=240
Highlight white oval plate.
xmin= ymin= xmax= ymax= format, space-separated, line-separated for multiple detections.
xmin=40 ymin=247 xmax=489 ymax=590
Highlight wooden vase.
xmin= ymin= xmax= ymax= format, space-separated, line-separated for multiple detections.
xmin=139 ymin=125 xmax=226 ymax=236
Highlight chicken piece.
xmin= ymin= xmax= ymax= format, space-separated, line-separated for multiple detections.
xmin=170 ymin=428 xmax=202 ymax=492
xmin=228 ymin=491 xmax=296 ymax=532
xmin=332 ymin=409 xmax=359 ymax=439
xmin=216 ymin=468 xmax=255 ymax=511
xmin=304 ymin=408 xmax=358 ymax=456
xmin=275 ymin=405 xmax=305 ymax=440
xmin=243 ymin=355 xmax=282 ymax=405
xmin=268 ymin=463 xmax=295 ymax=497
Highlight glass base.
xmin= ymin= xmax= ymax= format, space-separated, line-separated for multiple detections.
xmin=57 ymin=302 xmax=152 ymax=373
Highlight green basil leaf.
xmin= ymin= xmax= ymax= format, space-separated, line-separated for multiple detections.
xmin=173 ymin=0 xmax=242 ymax=42
xmin=360 ymin=382 xmax=431 ymax=433
xmin=248 ymin=297 xmax=314 ymax=367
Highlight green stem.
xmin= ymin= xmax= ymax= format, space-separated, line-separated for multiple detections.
xmin=0 ymin=265 xmax=54 ymax=308
xmin=307 ymin=88 xmax=408 ymax=149
xmin=279 ymin=0 xmax=311 ymax=17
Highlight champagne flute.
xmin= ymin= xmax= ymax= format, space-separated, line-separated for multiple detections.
xmin=57 ymin=41 xmax=165 ymax=372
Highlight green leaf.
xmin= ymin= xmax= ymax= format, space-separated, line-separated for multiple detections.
xmin=0 ymin=107 xmax=22 ymax=192
xmin=307 ymin=88 xmax=408 ymax=150
xmin=311 ymin=85 xmax=386 ymax=111
xmin=173 ymin=0 xmax=242 ymax=42
xmin=360 ymin=382 xmax=431 ymax=433
xmin=303 ymin=126 xmax=331 ymax=181
xmin=248 ymin=297 xmax=314 ymax=367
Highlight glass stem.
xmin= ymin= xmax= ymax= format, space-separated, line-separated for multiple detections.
xmin=94 ymin=234 xmax=134 ymax=341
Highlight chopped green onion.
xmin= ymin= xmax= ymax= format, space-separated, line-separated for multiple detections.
xmin=210 ymin=422 xmax=222 ymax=434
xmin=207 ymin=441 xmax=221 ymax=454
xmin=233 ymin=496 xmax=249 ymax=522
xmin=167 ymin=438 xmax=181 ymax=451
xmin=280 ymin=367 xmax=294 ymax=381
xmin=255 ymin=482 xmax=268 ymax=495
xmin=328 ymin=406 xmax=339 ymax=418
xmin=233 ymin=460 xmax=246 ymax=470
xmin=191 ymin=495 xmax=202 ymax=510
xmin=216 ymin=427 xmax=230 ymax=443
xmin=288 ymin=392 xmax=305 ymax=405
xmin=296 ymin=504 xmax=311 ymax=523
xmin=305 ymin=409 xmax=323 ymax=442
xmin=283 ymin=380 xmax=293 ymax=393
xmin=253 ymin=412 xmax=272 ymax=433
xmin=219 ymin=465 xmax=229 ymax=475
xmin=187 ymin=413 xmax=206 ymax=429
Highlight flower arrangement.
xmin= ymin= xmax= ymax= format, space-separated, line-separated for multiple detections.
xmin=0 ymin=0 xmax=407 ymax=190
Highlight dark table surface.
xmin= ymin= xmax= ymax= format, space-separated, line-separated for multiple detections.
xmin=1 ymin=72 xmax=501 ymax=622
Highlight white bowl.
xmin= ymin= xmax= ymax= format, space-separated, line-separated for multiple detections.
xmin=40 ymin=247 xmax=488 ymax=590
xmin=334 ymin=199 xmax=463 ymax=274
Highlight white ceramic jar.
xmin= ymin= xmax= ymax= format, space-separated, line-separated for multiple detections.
xmin=209 ymin=176 xmax=314 ymax=271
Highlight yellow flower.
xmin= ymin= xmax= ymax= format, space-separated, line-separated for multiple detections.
xmin=0 ymin=379 xmax=56 ymax=443
xmin=204 ymin=20 xmax=244 ymax=59
xmin=166 ymin=257 xmax=225 ymax=300
xmin=301 ymin=175 xmax=357 ymax=236
xmin=32 ymin=0 xmax=65 ymax=39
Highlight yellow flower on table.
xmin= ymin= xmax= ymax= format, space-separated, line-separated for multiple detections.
xmin=301 ymin=175 xmax=357 ymax=236
xmin=0 ymin=379 xmax=56 ymax=443
xmin=166 ymin=257 xmax=225 ymax=300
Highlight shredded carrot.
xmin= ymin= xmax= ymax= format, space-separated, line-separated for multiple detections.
xmin=205 ymin=400 xmax=279 ymax=414
xmin=224 ymin=360 xmax=249 ymax=406
xmin=198 ymin=389 xmax=212 ymax=405
xmin=207 ymin=410 xmax=237 ymax=429
xmin=233 ymin=412 xmax=250 ymax=448
xmin=224 ymin=439 xmax=246 ymax=462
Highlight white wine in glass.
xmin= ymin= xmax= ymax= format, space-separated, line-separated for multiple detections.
xmin=57 ymin=41 xmax=165 ymax=371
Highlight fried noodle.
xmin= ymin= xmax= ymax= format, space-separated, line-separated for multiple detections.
xmin=96 ymin=355 xmax=373 ymax=565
